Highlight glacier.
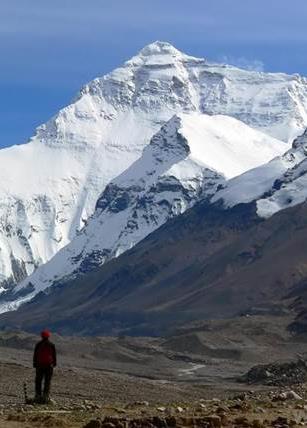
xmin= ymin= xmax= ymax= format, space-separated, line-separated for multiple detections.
xmin=3 ymin=112 xmax=286 ymax=309
xmin=1 ymin=41 xmax=307 ymax=310
xmin=212 ymin=128 xmax=307 ymax=219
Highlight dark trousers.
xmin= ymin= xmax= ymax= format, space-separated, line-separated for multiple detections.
xmin=35 ymin=366 xmax=53 ymax=398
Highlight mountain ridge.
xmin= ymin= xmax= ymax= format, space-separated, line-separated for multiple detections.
xmin=0 ymin=112 xmax=286 ymax=312
xmin=2 ymin=197 xmax=307 ymax=336
xmin=1 ymin=41 xmax=307 ymax=312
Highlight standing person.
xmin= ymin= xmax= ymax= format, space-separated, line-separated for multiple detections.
xmin=33 ymin=330 xmax=57 ymax=403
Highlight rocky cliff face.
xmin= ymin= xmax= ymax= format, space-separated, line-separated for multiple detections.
xmin=1 ymin=112 xmax=286 ymax=311
xmin=0 ymin=41 xmax=307 ymax=307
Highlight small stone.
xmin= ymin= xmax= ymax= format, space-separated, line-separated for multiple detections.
xmin=101 ymin=423 xmax=116 ymax=428
xmin=234 ymin=393 xmax=248 ymax=401
xmin=152 ymin=416 xmax=167 ymax=428
xmin=116 ymin=409 xmax=126 ymax=414
xmin=234 ymin=416 xmax=250 ymax=427
xmin=287 ymin=391 xmax=303 ymax=400
xmin=83 ymin=420 xmax=102 ymax=428
xmin=252 ymin=420 xmax=263 ymax=428
xmin=179 ymin=417 xmax=193 ymax=426
xmin=165 ymin=416 xmax=177 ymax=427
xmin=176 ymin=407 xmax=184 ymax=413
xmin=215 ymin=405 xmax=229 ymax=414
xmin=275 ymin=390 xmax=303 ymax=401
xmin=202 ymin=415 xmax=221 ymax=428
xmin=157 ymin=407 xmax=166 ymax=412
xmin=272 ymin=416 xmax=288 ymax=426
xmin=219 ymin=413 xmax=228 ymax=425
xmin=126 ymin=401 xmax=150 ymax=409
xmin=275 ymin=392 xmax=287 ymax=401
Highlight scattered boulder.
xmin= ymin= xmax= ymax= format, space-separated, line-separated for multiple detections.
xmin=126 ymin=401 xmax=150 ymax=409
xmin=273 ymin=391 xmax=303 ymax=401
xmin=139 ymin=401 xmax=150 ymax=407
xmin=286 ymin=391 xmax=303 ymax=400
xmin=240 ymin=359 xmax=307 ymax=386
xmin=271 ymin=416 xmax=289 ymax=427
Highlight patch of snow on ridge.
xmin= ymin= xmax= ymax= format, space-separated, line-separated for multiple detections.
xmin=257 ymin=171 xmax=307 ymax=218
xmin=1 ymin=113 xmax=286 ymax=311
xmin=256 ymin=130 xmax=307 ymax=218
xmin=175 ymin=114 xmax=286 ymax=179
xmin=212 ymin=129 xmax=307 ymax=218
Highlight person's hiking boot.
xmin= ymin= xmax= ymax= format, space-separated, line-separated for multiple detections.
xmin=42 ymin=393 xmax=50 ymax=404
xmin=34 ymin=394 xmax=43 ymax=404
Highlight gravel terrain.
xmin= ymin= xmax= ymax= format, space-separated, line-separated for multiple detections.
xmin=1 ymin=315 xmax=307 ymax=427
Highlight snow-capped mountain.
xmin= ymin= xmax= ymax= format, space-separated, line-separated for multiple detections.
xmin=1 ymin=40 xmax=307 ymax=302
xmin=213 ymin=128 xmax=307 ymax=218
xmin=0 ymin=112 xmax=286 ymax=310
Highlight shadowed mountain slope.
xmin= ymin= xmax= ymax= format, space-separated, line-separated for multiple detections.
xmin=1 ymin=198 xmax=307 ymax=335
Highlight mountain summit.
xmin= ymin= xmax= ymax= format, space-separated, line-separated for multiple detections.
xmin=0 ymin=42 xmax=307 ymax=311
xmin=134 ymin=41 xmax=193 ymax=58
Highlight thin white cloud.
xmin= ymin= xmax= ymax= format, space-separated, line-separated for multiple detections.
xmin=220 ymin=55 xmax=264 ymax=72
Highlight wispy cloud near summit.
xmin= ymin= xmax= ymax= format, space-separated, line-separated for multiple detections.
xmin=219 ymin=56 xmax=265 ymax=72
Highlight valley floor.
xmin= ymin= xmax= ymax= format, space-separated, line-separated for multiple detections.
xmin=0 ymin=315 xmax=307 ymax=427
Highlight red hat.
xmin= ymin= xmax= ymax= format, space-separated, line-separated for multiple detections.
xmin=41 ymin=330 xmax=51 ymax=339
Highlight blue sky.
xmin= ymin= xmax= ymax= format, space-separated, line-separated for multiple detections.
xmin=1 ymin=0 xmax=307 ymax=148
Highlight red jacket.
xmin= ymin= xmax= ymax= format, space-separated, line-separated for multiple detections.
xmin=33 ymin=339 xmax=57 ymax=368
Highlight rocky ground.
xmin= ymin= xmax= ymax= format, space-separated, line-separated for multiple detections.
xmin=1 ymin=315 xmax=307 ymax=427
xmin=2 ymin=386 xmax=307 ymax=428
